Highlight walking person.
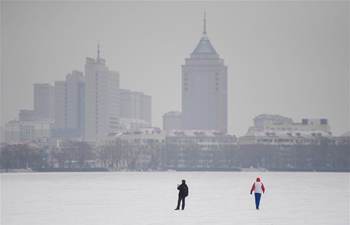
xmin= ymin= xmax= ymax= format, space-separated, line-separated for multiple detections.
xmin=175 ymin=179 xmax=189 ymax=210
xmin=250 ymin=177 xmax=266 ymax=210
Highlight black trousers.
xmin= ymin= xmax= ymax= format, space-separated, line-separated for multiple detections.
xmin=176 ymin=196 xmax=186 ymax=210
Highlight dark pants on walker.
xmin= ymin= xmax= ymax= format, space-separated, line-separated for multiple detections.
xmin=254 ymin=193 xmax=261 ymax=209
xmin=176 ymin=196 xmax=186 ymax=210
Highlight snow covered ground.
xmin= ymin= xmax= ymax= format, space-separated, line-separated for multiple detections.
xmin=1 ymin=172 xmax=349 ymax=225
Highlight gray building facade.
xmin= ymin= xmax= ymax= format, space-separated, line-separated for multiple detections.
xmin=53 ymin=71 xmax=85 ymax=138
xmin=84 ymin=46 xmax=120 ymax=141
xmin=33 ymin=83 xmax=55 ymax=121
xmin=181 ymin=15 xmax=228 ymax=133
xmin=163 ymin=111 xmax=182 ymax=131
xmin=119 ymin=89 xmax=152 ymax=129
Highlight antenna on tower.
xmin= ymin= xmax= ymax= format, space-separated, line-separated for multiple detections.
xmin=203 ymin=11 xmax=207 ymax=35
xmin=97 ymin=42 xmax=101 ymax=61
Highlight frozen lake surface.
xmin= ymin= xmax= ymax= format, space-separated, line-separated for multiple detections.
xmin=1 ymin=172 xmax=349 ymax=225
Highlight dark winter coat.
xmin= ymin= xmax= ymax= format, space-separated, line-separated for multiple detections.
xmin=177 ymin=183 xmax=189 ymax=198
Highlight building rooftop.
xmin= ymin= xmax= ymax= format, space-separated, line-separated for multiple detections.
xmin=163 ymin=111 xmax=182 ymax=117
xmin=191 ymin=35 xmax=218 ymax=56
xmin=167 ymin=129 xmax=227 ymax=137
xmin=190 ymin=12 xmax=219 ymax=57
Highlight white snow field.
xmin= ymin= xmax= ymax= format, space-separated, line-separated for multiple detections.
xmin=1 ymin=172 xmax=349 ymax=225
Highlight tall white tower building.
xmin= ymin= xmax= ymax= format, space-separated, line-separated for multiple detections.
xmin=84 ymin=45 xmax=120 ymax=141
xmin=182 ymin=13 xmax=228 ymax=133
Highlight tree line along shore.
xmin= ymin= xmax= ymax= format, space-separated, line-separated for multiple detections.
xmin=1 ymin=138 xmax=349 ymax=172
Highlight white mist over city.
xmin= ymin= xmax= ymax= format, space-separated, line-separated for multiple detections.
xmin=1 ymin=1 xmax=349 ymax=225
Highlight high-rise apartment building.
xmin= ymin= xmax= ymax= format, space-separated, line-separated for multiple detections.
xmin=119 ymin=89 xmax=151 ymax=129
xmin=33 ymin=83 xmax=55 ymax=121
xmin=54 ymin=81 xmax=66 ymax=129
xmin=53 ymin=71 xmax=85 ymax=137
xmin=84 ymin=46 xmax=120 ymax=141
xmin=163 ymin=111 xmax=182 ymax=131
xmin=66 ymin=71 xmax=85 ymax=133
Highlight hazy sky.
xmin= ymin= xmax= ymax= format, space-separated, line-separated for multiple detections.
xmin=1 ymin=1 xmax=349 ymax=136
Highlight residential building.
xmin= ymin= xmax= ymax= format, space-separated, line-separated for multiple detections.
xmin=163 ymin=111 xmax=182 ymax=131
xmin=119 ymin=89 xmax=151 ymax=130
xmin=33 ymin=83 xmax=54 ymax=120
xmin=4 ymin=120 xmax=52 ymax=144
xmin=84 ymin=45 xmax=120 ymax=141
xmin=239 ymin=114 xmax=332 ymax=145
xmin=53 ymin=71 xmax=85 ymax=138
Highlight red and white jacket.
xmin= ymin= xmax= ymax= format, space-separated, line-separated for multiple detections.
xmin=250 ymin=181 xmax=265 ymax=194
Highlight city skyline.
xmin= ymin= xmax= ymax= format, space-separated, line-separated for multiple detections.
xmin=1 ymin=2 xmax=349 ymax=136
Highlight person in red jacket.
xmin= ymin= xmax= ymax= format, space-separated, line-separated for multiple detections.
xmin=250 ymin=177 xmax=265 ymax=210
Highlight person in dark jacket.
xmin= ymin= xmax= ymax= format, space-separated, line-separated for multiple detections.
xmin=175 ymin=179 xmax=189 ymax=210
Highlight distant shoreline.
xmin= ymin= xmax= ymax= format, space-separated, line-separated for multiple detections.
xmin=1 ymin=168 xmax=349 ymax=173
